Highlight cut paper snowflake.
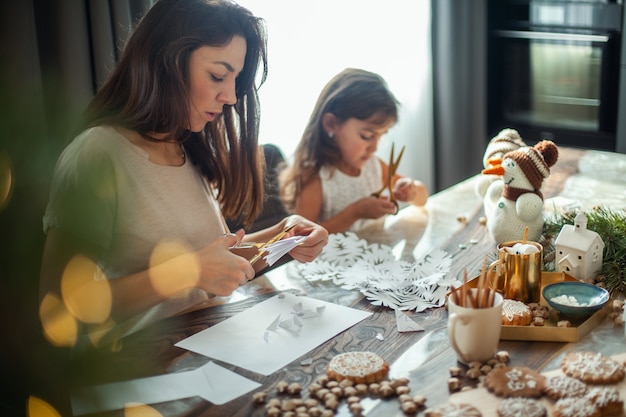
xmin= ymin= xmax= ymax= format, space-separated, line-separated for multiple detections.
xmin=295 ymin=232 xmax=453 ymax=311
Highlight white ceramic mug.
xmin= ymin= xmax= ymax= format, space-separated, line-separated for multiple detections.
xmin=447 ymin=288 xmax=503 ymax=364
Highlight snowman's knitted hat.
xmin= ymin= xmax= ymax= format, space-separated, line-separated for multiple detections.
xmin=483 ymin=128 xmax=526 ymax=168
xmin=503 ymin=140 xmax=559 ymax=191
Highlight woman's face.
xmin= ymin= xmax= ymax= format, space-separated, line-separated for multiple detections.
xmin=187 ymin=35 xmax=247 ymax=132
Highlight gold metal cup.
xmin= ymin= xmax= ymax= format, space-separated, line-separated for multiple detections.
xmin=489 ymin=240 xmax=543 ymax=303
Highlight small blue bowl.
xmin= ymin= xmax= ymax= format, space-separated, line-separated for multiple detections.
xmin=542 ymin=282 xmax=609 ymax=318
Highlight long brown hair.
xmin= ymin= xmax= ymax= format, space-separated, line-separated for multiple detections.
xmin=279 ymin=68 xmax=398 ymax=211
xmin=80 ymin=0 xmax=268 ymax=225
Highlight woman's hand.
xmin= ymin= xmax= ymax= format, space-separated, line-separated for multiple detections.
xmin=282 ymin=215 xmax=328 ymax=263
xmin=195 ymin=233 xmax=256 ymax=296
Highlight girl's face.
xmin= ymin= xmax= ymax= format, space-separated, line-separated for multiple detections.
xmin=187 ymin=36 xmax=247 ymax=132
xmin=330 ymin=115 xmax=394 ymax=175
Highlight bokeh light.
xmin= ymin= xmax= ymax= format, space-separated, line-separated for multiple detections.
xmin=39 ymin=293 xmax=78 ymax=347
xmin=0 ymin=150 xmax=13 ymax=211
xmin=124 ymin=403 xmax=163 ymax=417
xmin=87 ymin=318 xmax=121 ymax=350
xmin=61 ymin=255 xmax=112 ymax=324
xmin=27 ymin=396 xmax=62 ymax=417
xmin=149 ymin=240 xmax=200 ymax=297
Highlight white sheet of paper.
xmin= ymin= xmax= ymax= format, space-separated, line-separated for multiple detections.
xmin=175 ymin=293 xmax=372 ymax=375
xmin=395 ymin=309 xmax=425 ymax=332
xmin=71 ymin=361 xmax=261 ymax=415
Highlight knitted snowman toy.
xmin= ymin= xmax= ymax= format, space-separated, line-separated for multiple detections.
xmin=481 ymin=140 xmax=559 ymax=244
xmin=475 ymin=128 xmax=527 ymax=199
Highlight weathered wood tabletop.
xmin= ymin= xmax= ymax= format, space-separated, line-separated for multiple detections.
xmin=68 ymin=147 xmax=626 ymax=417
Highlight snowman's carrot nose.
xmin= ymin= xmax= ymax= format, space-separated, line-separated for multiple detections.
xmin=482 ymin=164 xmax=505 ymax=176
xmin=487 ymin=157 xmax=502 ymax=166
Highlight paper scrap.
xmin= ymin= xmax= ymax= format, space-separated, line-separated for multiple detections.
xmin=267 ymin=314 xmax=281 ymax=331
xmin=395 ymin=309 xmax=425 ymax=332
xmin=71 ymin=361 xmax=261 ymax=415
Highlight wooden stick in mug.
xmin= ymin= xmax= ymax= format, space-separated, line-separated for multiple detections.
xmin=477 ymin=257 xmax=488 ymax=308
xmin=461 ymin=270 xmax=467 ymax=308
xmin=463 ymin=270 xmax=479 ymax=308
xmin=467 ymin=288 xmax=477 ymax=309
xmin=450 ymin=285 xmax=460 ymax=306
xmin=487 ymin=286 xmax=495 ymax=307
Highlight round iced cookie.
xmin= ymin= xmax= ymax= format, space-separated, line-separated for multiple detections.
xmin=560 ymin=351 xmax=625 ymax=384
xmin=497 ymin=398 xmax=546 ymax=417
xmin=484 ymin=366 xmax=545 ymax=398
xmin=325 ymin=351 xmax=389 ymax=384
xmin=543 ymin=375 xmax=588 ymax=400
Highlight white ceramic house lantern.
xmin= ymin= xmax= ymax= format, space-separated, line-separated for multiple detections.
xmin=554 ymin=212 xmax=605 ymax=281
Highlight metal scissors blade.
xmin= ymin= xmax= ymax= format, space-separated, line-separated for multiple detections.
xmin=371 ymin=143 xmax=405 ymax=214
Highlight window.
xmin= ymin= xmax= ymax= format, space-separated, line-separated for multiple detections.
xmin=237 ymin=1 xmax=433 ymax=188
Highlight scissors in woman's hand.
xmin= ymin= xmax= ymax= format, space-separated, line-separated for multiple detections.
xmin=248 ymin=223 xmax=298 ymax=266
xmin=371 ymin=143 xmax=405 ymax=215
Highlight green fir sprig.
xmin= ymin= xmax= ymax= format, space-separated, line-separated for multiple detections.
xmin=542 ymin=206 xmax=626 ymax=298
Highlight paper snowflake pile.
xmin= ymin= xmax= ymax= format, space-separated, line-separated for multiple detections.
xmin=295 ymin=232 xmax=454 ymax=311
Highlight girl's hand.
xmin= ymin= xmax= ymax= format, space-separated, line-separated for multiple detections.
xmin=355 ymin=196 xmax=397 ymax=219
xmin=393 ymin=178 xmax=428 ymax=206
xmin=282 ymin=215 xmax=328 ymax=263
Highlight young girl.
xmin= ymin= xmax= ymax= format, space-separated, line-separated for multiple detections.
xmin=280 ymin=68 xmax=428 ymax=236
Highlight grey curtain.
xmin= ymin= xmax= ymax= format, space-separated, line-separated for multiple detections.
xmin=431 ymin=0 xmax=488 ymax=191
xmin=36 ymin=0 xmax=153 ymax=142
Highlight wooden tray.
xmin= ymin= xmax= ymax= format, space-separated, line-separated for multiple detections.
xmin=465 ymin=272 xmax=610 ymax=342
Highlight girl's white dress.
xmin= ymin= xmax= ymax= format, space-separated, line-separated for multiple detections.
xmin=318 ymin=157 xmax=385 ymax=234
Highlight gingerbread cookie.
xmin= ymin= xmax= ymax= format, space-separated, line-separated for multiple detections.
xmin=543 ymin=375 xmax=588 ymax=400
xmin=585 ymin=386 xmax=624 ymax=417
xmin=484 ymin=366 xmax=545 ymax=398
xmin=325 ymin=351 xmax=389 ymax=384
xmin=560 ymin=352 xmax=625 ymax=384
xmin=497 ymin=398 xmax=546 ymax=417
xmin=501 ymin=299 xmax=532 ymax=326
xmin=425 ymin=402 xmax=482 ymax=417
xmin=553 ymin=397 xmax=601 ymax=417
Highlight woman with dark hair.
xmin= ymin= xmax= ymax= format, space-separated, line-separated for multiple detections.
xmin=39 ymin=0 xmax=327 ymax=343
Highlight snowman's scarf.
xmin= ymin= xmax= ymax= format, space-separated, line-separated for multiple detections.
xmin=502 ymin=185 xmax=543 ymax=202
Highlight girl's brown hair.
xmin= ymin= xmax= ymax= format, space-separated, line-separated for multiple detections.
xmin=80 ymin=0 xmax=268 ymax=225
xmin=279 ymin=68 xmax=398 ymax=211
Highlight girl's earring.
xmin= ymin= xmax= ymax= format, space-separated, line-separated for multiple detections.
xmin=328 ymin=131 xmax=334 ymax=139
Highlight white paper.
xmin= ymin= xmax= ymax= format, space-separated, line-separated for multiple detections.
xmin=394 ymin=309 xmax=425 ymax=332
xmin=263 ymin=235 xmax=307 ymax=266
xmin=175 ymin=293 xmax=372 ymax=375
xmin=71 ymin=361 xmax=261 ymax=415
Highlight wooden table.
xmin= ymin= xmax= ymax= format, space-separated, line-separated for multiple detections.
xmin=67 ymin=147 xmax=626 ymax=417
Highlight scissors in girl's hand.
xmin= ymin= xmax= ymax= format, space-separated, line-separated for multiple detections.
xmin=371 ymin=143 xmax=405 ymax=215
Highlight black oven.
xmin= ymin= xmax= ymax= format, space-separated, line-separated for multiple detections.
xmin=487 ymin=0 xmax=623 ymax=150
